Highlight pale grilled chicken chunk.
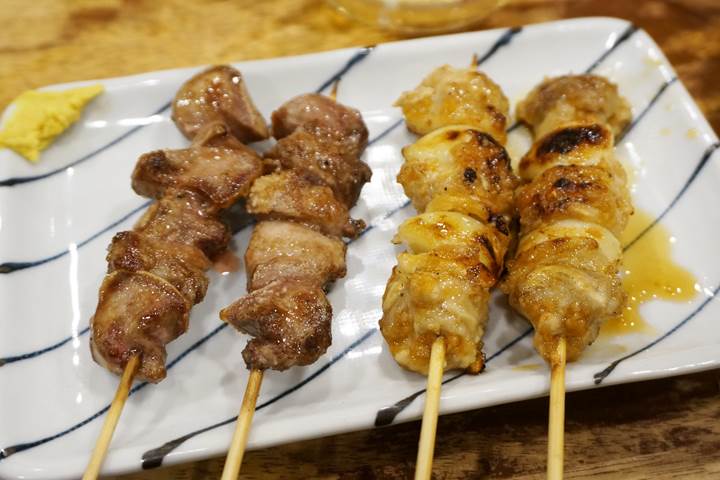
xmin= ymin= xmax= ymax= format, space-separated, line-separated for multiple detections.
xmin=398 ymin=125 xmax=517 ymax=217
xmin=516 ymin=74 xmax=631 ymax=139
xmin=502 ymin=74 xmax=632 ymax=363
xmin=381 ymin=66 xmax=517 ymax=375
xmin=271 ymin=93 xmax=369 ymax=157
xmin=380 ymin=212 xmax=508 ymax=373
xmin=395 ymin=65 xmax=510 ymax=143
xmin=132 ymin=144 xmax=262 ymax=209
xmin=172 ymin=65 xmax=269 ymax=142
xmin=247 ymin=170 xmax=365 ymax=238
xmin=515 ymin=164 xmax=632 ymax=237
xmin=517 ymin=124 xmax=619 ymax=182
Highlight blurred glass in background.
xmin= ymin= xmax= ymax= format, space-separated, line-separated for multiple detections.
xmin=329 ymin=0 xmax=507 ymax=34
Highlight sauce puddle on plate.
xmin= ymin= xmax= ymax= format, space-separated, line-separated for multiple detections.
xmin=602 ymin=209 xmax=698 ymax=335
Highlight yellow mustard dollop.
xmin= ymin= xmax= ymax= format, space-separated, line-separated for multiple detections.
xmin=0 ymin=84 xmax=104 ymax=162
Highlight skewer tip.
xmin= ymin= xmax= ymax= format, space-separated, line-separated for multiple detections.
xmin=220 ymin=369 xmax=264 ymax=480
xmin=83 ymin=354 xmax=141 ymax=480
xmin=330 ymin=79 xmax=340 ymax=101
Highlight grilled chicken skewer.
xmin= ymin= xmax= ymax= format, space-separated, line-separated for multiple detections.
xmin=501 ymin=74 xmax=632 ymax=479
xmin=379 ymin=61 xmax=518 ymax=479
xmin=218 ymin=86 xmax=371 ymax=478
xmin=84 ymin=66 xmax=267 ymax=479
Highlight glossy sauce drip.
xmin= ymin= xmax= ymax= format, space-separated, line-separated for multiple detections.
xmin=602 ymin=209 xmax=698 ymax=334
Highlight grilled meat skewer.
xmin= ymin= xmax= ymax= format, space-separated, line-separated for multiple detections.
xmin=380 ymin=65 xmax=518 ymax=375
xmin=501 ymin=74 xmax=633 ymax=363
xmin=90 ymin=66 xmax=266 ymax=383
xmin=220 ymin=92 xmax=371 ymax=371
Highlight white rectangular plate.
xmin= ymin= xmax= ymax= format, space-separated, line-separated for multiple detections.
xmin=1 ymin=17 xmax=719 ymax=479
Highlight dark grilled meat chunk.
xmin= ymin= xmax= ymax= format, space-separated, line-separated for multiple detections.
xmin=245 ymin=220 xmax=346 ymax=291
xmin=220 ymin=280 xmax=332 ymax=371
xmin=135 ymin=190 xmax=231 ymax=259
xmin=91 ymin=270 xmax=189 ymax=383
xmin=132 ymin=145 xmax=262 ymax=209
xmin=265 ymin=126 xmax=371 ymax=207
xmin=107 ymin=231 xmax=210 ymax=305
xmin=247 ymin=170 xmax=365 ymax=238
xmin=191 ymin=121 xmax=249 ymax=150
xmin=271 ymin=93 xmax=368 ymax=157
xmin=172 ymin=65 xmax=269 ymax=143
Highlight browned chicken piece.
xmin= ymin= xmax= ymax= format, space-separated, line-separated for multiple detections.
xmin=244 ymin=220 xmax=347 ymax=292
xmin=135 ymin=189 xmax=231 ymax=259
xmin=515 ymin=163 xmax=632 ymax=237
xmin=220 ymin=280 xmax=332 ymax=371
xmin=271 ymin=93 xmax=369 ymax=157
xmin=516 ymin=74 xmax=632 ymax=139
xmin=91 ymin=270 xmax=190 ymax=383
xmin=395 ymin=65 xmax=510 ymax=144
xmin=132 ymin=144 xmax=263 ymax=209
xmin=247 ymin=170 xmax=365 ymax=238
xmin=381 ymin=65 xmax=517 ymax=376
xmin=172 ymin=65 xmax=269 ymax=143
xmin=397 ymin=125 xmax=517 ymax=217
xmin=265 ymin=126 xmax=372 ymax=207
xmin=107 ymin=231 xmax=210 ymax=305
xmin=502 ymin=74 xmax=632 ymax=364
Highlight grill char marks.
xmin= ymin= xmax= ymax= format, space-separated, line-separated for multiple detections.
xmin=380 ymin=64 xmax=518 ymax=375
xmin=502 ymin=74 xmax=633 ymax=364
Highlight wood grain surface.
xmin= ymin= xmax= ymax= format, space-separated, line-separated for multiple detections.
xmin=2 ymin=1 xmax=718 ymax=479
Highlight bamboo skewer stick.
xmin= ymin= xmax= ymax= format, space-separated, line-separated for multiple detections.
xmin=220 ymin=78 xmax=341 ymax=480
xmin=414 ymin=337 xmax=446 ymax=480
xmin=220 ymin=369 xmax=264 ymax=480
xmin=83 ymin=354 xmax=141 ymax=480
xmin=547 ymin=337 xmax=567 ymax=480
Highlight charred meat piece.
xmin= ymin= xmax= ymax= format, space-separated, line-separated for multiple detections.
xmin=247 ymin=170 xmax=365 ymax=238
xmin=265 ymin=126 xmax=372 ymax=207
xmin=271 ymin=93 xmax=368 ymax=157
xmin=135 ymin=190 xmax=231 ymax=259
xmin=132 ymin=144 xmax=262 ymax=209
xmin=106 ymin=231 xmax=210 ymax=305
xmin=90 ymin=270 xmax=189 ymax=383
xmin=397 ymin=125 xmax=517 ymax=216
xmin=220 ymin=280 xmax=332 ymax=371
xmin=172 ymin=65 xmax=269 ymax=143
xmin=244 ymin=220 xmax=347 ymax=291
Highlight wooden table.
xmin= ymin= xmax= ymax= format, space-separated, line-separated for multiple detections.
xmin=2 ymin=1 xmax=718 ymax=478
